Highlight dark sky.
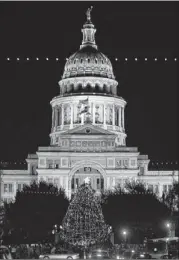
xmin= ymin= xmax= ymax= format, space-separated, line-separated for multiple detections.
xmin=0 ymin=2 xmax=178 ymax=162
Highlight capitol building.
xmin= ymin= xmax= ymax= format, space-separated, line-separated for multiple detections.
xmin=0 ymin=9 xmax=178 ymax=203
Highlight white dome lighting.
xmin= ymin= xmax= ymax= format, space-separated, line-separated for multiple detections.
xmin=26 ymin=58 xmax=29 ymax=61
xmin=135 ymin=58 xmax=138 ymax=61
xmin=17 ymin=57 xmax=20 ymax=61
xmin=145 ymin=58 xmax=147 ymax=61
xmin=165 ymin=58 xmax=167 ymax=61
xmin=46 ymin=57 xmax=49 ymax=60
xmin=125 ymin=58 xmax=128 ymax=61
xmin=36 ymin=57 xmax=39 ymax=60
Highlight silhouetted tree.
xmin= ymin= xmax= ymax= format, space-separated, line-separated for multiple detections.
xmin=165 ymin=182 xmax=179 ymax=212
xmin=3 ymin=181 xmax=69 ymax=244
xmin=101 ymin=181 xmax=171 ymax=244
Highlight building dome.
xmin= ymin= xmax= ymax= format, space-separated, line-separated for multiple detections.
xmin=62 ymin=46 xmax=115 ymax=80
xmin=59 ymin=7 xmax=118 ymax=96
xmin=62 ymin=8 xmax=115 ymax=80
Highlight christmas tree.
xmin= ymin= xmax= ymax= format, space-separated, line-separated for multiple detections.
xmin=60 ymin=178 xmax=110 ymax=248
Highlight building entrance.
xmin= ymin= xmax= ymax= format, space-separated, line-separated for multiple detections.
xmin=71 ymin=167 xmax=104 ymax=193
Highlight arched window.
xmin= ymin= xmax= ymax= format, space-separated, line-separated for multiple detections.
xmin=88 ymin=58 xmax=90 ymax=63
xmin=95 ymin=59 xmax=98 ymax=64
xmin=81 ymin=59 xmax=83 ymax=63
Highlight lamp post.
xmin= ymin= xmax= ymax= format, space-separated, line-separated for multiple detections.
xmin=122 ymin=230 xmax=128 ymax=245
xmin=166 ymin=222 xmax=171 ymax=237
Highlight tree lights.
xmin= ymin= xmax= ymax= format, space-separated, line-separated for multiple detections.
xmin=60 ymin=181 xmax=110 ymax=247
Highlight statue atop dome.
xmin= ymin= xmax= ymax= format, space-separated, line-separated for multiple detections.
xmin=86 ymin=6 xmax=93 ymax=22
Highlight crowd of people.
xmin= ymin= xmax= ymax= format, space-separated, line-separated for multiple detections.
xmin=4 ymin=243 xmax=145 ymax=259
xmin=8 ymin=243 xmax=54 ymax=259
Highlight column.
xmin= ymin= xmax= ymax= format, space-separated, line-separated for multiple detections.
xmin=81 ymin=113 xmax=84 ymax=125
xmin=70 ymin=103 xmax=74 ymax=129
xmin=61 ymin=104 xmax=64 ymax=129
xmin=103 ymin=104 xmax=106 ymax=128
xmin=54 ymin=106 xmax=57 ymax=130
xmin=122 ymin=107 xmax=125 ymax=129
xmin=118 ymin=107 xmax=121 ymax=127
xmin=65 ymin=177 xmax=68 ymax=193
xmin=112 ymin=104 xmax=115 ymax=129
xmin=51 ymin=107 xmax=54 ymax=129
xmin=112 ymin=177 xmax=115 ymax=188
xmin=107 ymin=177 xmax=110 ymax=190
xmin=93 ymin=102 xmax=95 ymax=124
xmin=121 ymin=107 xmax=123 ymax=128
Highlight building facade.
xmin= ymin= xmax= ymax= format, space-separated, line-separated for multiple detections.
xmin=0 ymin=10 xmax=178 ymax=203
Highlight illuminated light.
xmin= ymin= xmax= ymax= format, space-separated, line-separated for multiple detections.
xmin=36 ymin=57 xmax=39 ymax=60
xmin=166 ymin=222 xmax=171 ymax=228
xmin=174 ymin=58 xmax=177 ymax=61
xmin=115 ymin=58 xmax=118 ymax=61
xmin=17 ymin=58 xmax=20 ymax=61
xmin=135 ymin=58 xmax=138 ymax=61
xmin=26 ymin=57 xmax=29 ymax=61
xmin=154 ymin=58 xmax=157 ymax=61
xmin=145 ymin=58 xmax=147 ymax=61
xmin=66 ymin=58 xmax=68 ymax=61
xmin=125 ymin=58 xmax=128 ymax=61
xmin=46 ymin=57 xmax=49 ymax=60
xmin=56 ymin=58 xmax=59 ymax=61
xmin=7 ymin=57 xmax=10 ymax=61
xmin=165 ymin=58 xmax=167 ymax=61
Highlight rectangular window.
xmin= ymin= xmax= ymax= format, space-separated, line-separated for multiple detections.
xmin=9 ymin=184 xmax=13 ymax=193
xmin=4 ymin=184 xmax=8 ymax=193
xmin=71 ymin=178 xmax=74 ymax=189
xmin=18 ymin=184 xmax=22 ymax=191
xmin=48 ymin=178 xmax=53 ymax=184
xmin=168 ymin=185 xmax=172 ymax=192
xmin=55 ymin=164 xmax=59 ymax=169
xmin=76 ymin=178 xmax=79 ymax=188
xmin=97 ymin=178 xmax=100 ymax=189
xmin=154 ymin=185 xmax=159 ymax=193
xmin=49 ymin=163 xmax=53 ymax=169
xmin=148 ymin=185 xmax=153 ymax=192
xmin=101 ymin=179 xmax=104 ymax=190
xmin=54 ymin=178 xmax=59 ymax=186
xmin=163 ymin=185 xmax=167 ymax=193
xmin=131 ymin=160 xmax=136 ymax=166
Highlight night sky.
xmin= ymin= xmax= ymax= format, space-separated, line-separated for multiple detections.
xmin=0 ymin=2 xmax=178 ymax=163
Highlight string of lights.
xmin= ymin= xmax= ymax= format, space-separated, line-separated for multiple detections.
xmin=3 ymin=57 xmax=178 ymax=62
xmin=0 ymin=161 xmax=178 ymax=165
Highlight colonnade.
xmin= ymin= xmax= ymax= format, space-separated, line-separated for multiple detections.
xmin=51 ymin=103 xmax=125 ymax=130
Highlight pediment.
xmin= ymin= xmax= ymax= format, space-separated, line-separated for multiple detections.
xmin=62 ymin=124 xmax=115 ymax=136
